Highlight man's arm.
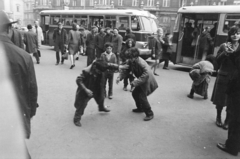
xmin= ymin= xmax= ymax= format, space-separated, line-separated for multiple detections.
xmin=132 ymin=61 xmax=149 ymax=87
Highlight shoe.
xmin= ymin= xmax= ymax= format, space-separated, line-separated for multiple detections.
xmin=132 ymin=108 xmax=144 ymax=113
xmin=123 ymin=86 xmax=127 ymax=91
xmin=203 ymin=96 xmax=208 ymax=99
xmin=108 ymin=95 xmax=113 ymax=99
xmin=217 ymin=143 xmax=238 ymax=156
xmin=216 ymin=117 xmax=223 ymax=127
xmin=222 ymin=123 xmax=229 ymax=130
xmin=130 ymin=87 xmax=135 ymax=92
xmin=187 ymin=94 xmax=193 ymax=99
xmin=55 ymin=63 xmax=59 ymax=65
xmin=70 ymin=64 xmax=75 ymax=69
xmin=154 ymin=73 xmax=159 ymax=76
xmin=61 ymin=62 xmax=64 ymax=64
xmin=76 ymin=57 xmax=79 ymax=60
xmin=163 ymin=67 xmax=169 ymax=70
xmin=37 ymin=61 xmax=40 ymax=64
xmin=99 ymin=107 xmax=110 ymax=112
xmin=144 ymin=115 xmax=154 ymax=121
xmin=74 ymin=121 xmax=82 ymax=127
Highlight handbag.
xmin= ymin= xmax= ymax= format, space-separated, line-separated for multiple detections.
xmin=62 ymin=47 xmax=69 ymax=60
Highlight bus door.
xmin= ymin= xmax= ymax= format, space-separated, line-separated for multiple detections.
xmin=41 ymin=15 xmax=50 ymax=44
xmin=178 ymin=13 xmax=218 ymax=65
xmin=89 ymin=16 xmax=104 ymax=30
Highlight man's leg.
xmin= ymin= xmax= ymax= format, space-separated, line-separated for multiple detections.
xmin=94 ymin=89 xmax=110 ymax=112
xmin=216 ymin=105 xmax=224 ymax=127
xmin=108 ymin=73 xmax=114 ymax=99
xmin=132 ymin=87 xmax=144 ymax=112
xmin=56 ymin=51 xmax=60 ymax=65
xmin=34 ymin=51 xmax=40 ymax=64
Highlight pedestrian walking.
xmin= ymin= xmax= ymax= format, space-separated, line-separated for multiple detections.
xmin=211 ymin=26 xmax=240 ymax=129
xmin=159 ymin=33 xmax=173 ymax=70
xmin=151 ymin=28 xmax=164 ymax=76
xmin=95 ymin=27 xmax=106 ymax=59
xmin=198 ymin=26 xmax=213 ymax=60
xmin=0 ymin=10 xmax=38 ymax=157
xmin=86 ymin=26 xmax=98 ymax=66
xmin=68 ymin=23 xmax=84 ymax=69
xmin=24 ymin=24 xmax=40 ymax=64
xmin=103 ymin=27 xmax=113 ymax=45
xmin=73 ymin=59 xmax=128 ymax=127
xmin=53 ymin=22 xmax=68 ymax=65
xmin=120 ymin=38 xmax=135 ymax=91
xmin=33 ymin=20 xmax=44 ymax=58
xmin=187 ymin=55 xmax=215 ymax=99
xmin=112 ymin=28 xmax=123 ymax=64
xmin=79 ymin=26 xmax=89 ymax=56
xmin=217 ymin=27 xmax=240 ymax=156
xmin=117 ymin=47 xmax=158 ymax=121
xmin=123 ymin=28 xmax=135 ymax=42
xmin=100 ymin=42 xmax=117 ymax=99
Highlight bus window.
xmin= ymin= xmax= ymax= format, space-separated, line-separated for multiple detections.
xmin=105 ymin=16 xmax=116 ymax=29
xmin=74 ymin=15 xmax=88 ymax=28
xmin=223 ymin=14 xmax=240 ymax=33
xmin=150 ymin=18 xmax=158 ymax=33
xmin=62 ymin=15 xmax=73 ymax=26
xmin=118 ymin=16 xmax=129 ymax=30
xmin=50 ymin=15 xmax=60 ymax=25
xmin=131 ymin=16 xmax=141 ymax=31
xmin=89 ymin=16 xmax=104 ymax=29
xmin=141 ymin=17 xmax=152 ymax=32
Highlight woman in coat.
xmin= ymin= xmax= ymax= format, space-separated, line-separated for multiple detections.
xmin=68 ymin=23 xmax=84 ymax=69
xmin=117 ymin=47 xmax=158 ymax=121
xmin=211 ymin=26 xmax=240 ymax=129
xmin=151 ymin=28 xmax=164 ymax=76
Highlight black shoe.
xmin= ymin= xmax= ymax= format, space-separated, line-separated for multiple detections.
xmin=61 ymin=61 xmax=64 ymax=64
xmin=99 ymin=107 xmax=110 ymax=112
xmin=70 ymin=64 xmax=75 ymax=69
xmin=222 ymin=123 xmax=229 ymax=130
xmin=216 ymin=117 xmax=223 ymax=127
xmin=74 ymin=121 xmax=82 ymax=127
xmin=217 ymin=143 xmax=238 ymax=156
xmin=187 ymin=94 xmax=193 ymax=99
xmin=132 ymin=108 xmax=144 ymax=113
xmin=163 ymin=67 xmax=169 ymax=70
xmin=144 ymin=115 xmax=154 ymax=121
xmin=153 ymin=73 xmax=159 ymax=76
xmin=108 ymin=95 xmax=113 ymax=99
xmin=203 ymin=96 xmax=208 ymax=99
xmin=37 ymin=61 xmax=40 ymax=64
xmin=76 ymin=57 xmax=79 ymax=60
xmin=55 ymin=63 xmax=59 ymax=65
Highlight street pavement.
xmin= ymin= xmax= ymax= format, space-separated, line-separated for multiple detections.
xmin=26 ymin=45 xmax=237 ymax=159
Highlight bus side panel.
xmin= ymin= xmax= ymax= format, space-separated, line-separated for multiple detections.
xmin=215 ymin=35 xmax=227 ymax=47
xmin=171 ymin=32 xmax=179 ymax=64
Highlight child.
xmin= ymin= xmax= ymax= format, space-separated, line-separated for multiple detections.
xmin=73 ymin=59 xmax=127 ymax=127
xmin=188 ymin=55 xmax=215 ymax=99
xmin=100 ymin=42 xmax=117 ymax=99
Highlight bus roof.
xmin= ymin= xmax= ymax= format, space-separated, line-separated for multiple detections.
xmin=40 ymin=9 xmax=155 ymax=18
xmin=178 ymin=5 xmax=240 ymax=14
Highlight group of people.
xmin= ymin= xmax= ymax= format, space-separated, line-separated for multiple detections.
xmin=187 ymin=23 xmax=240 ymax=156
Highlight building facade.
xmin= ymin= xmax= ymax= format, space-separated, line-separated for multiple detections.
xmin=24 ymin=0 xmax=35 ymax=26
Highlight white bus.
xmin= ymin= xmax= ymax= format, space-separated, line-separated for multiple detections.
xmin=40 ymin=9 xmax=158 ymax=59
xmin=171 ymin=5 xmax=240 ymax=66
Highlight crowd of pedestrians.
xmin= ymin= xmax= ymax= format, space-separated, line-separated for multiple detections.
xmin=1 ymin=9 xmax=240 ymax=157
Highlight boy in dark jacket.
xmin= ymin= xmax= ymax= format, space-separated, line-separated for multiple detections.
xmin=73 ymin=59 xmax=128 ymax=127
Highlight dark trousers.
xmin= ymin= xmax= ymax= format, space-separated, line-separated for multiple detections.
xmin=225 ymin=119 xmax=240 ymax=154
xmin=74 ymin=90 xmax=105 ymax=121
xmin=96 ymin=48 xmax=104 ymax=59
xmin=124 ymin=73 xmax=134 ymax=87
xmin=104 ymin=72 xmax=114 ymax=96
xmin=159 ymin=59 xmax=169 ymax=68
xmin=33 ymin=51 xmax=40 ymax=62
xmin=132 ymin=86 xmax=153 ymax=116
xmin=56 ymin=51 xmax=64 ymax=64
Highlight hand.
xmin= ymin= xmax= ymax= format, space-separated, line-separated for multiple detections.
xmin=119 ymin=64 xmax=129 ymax=70
xmin=85 ymin=89 xmax=93 ymax=97
xmin=116 ymin=77 xmax=120 ymax=84
xmin=224 ymin=42 xmax=234 ymax=54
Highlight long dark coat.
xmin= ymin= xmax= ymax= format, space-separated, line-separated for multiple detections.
xmin=119 ymin=57 xmax=158 ymax=96
xmin=111 ymin=34 xmax=122 ymax=54
xmin=68 ymin=30 xmax=84 ymax=55
xmin=95 ymin=32 xmax=106 ymax=58
xmin=86 ymin=32 xmax=97 ymax=66
xmin=151 ymin=36 xmax=163 ymax=59
xmin=53 ymin=28 xmax=68 ymax=52
xmin=24 ymin=30 xmax=38 ymax=53
xmin=211 ymin=44 xmax=239 ymax=106
xmin=11 ymin=29 xmax=24 ymax=49
xmin=1 ymin=35 xmax=38 ymax=139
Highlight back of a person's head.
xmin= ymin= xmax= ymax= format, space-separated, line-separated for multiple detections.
xmin=126 ymin=38 xmax=135 ymax=47
xmin=126 ymin=28 xmax=131 ymax=34
xmin=93 ymin=59 xmax=108 ymax=72
xmin=126 ymin=47 xmax=139 ymax=59
xmin=27 ymin=24 xmax=32 ymax=30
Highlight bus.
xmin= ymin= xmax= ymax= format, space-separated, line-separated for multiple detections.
xmin=40 ymin=9 xmax=158 ymax=59
xmin=172 ymin=5 xmax=240 ymax=66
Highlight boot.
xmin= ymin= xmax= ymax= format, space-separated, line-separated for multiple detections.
xmin=144 ymin=110 xmax=154 ymax=121
xmin=73 ymin=112 xmax=81 ymax=127
xmin=187 ymin=89 xmax=194 ymax=99
xmin=216 ymin=109 xmax=223 ymax=127
xmin=222 ymin=112 xmax=230 ymax=130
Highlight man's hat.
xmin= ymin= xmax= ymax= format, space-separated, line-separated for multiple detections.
xmin=0 ymin=10 xmax=18 ymax=26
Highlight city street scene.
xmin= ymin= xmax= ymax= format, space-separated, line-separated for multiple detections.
xmin=1 ymin=0 xmax=240 ymax=158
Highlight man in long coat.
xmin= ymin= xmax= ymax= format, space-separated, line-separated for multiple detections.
xmin=24 ymin=24 xmax=40 ymax=64
xmin=112 ymin=28 xmax=123 ymax=64
xmin=86 ymin=26 xmax=98 ymax=66
xmin=53 ymin=22 xmax=68 ymax=65
xmin=117 ymin=47 xmax=158 ymax=121
xmin=95 ymin=27 xmax=106 ymax=58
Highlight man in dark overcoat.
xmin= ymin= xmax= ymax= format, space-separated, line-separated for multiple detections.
xmin=112 ymin=28 xmax=123 ymax=64
xmin=117 ymin=47 xmax=158 ymax=121
xmin=86 ymin=26 xmax=98 ymax=66
xmin=53 ymin=22 xmax=68 ymax=65
xmin=0 ymin=10 xmax=38 ymax=139
xmin=95 ymin=27 xmax=106 ymax=58
xmin=24 ymin=24 xmax=40 ymax=64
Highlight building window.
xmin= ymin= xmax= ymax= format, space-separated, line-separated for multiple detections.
xmin=118 ymin=0 xmax=123 ymax=6
xmin=147 ymin=0 xmax=155 ymax=6
xmin=132 ymin=0 xmax=139 ymax=6
xmin=89 ymin=0 xmax=94 ymax=6
xmin=163 ymin=0 xmax=170 ymax=7
xmin=56 ymin=0 xmax=61 ymax=6
xmin=72 ymin=0 xmax=76 ymax=6
xmin=163 ymin=17 xmax=170 ymax=23
xmin=16 ymin=5 xmax=20 ymax=12
xmin=80 ymin=0 xmax=85 ymax=6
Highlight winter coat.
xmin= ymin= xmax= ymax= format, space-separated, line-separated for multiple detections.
xmin=198 ymin=31 xmax=212 ymax=51
xmin=24 ymin=30 xmax=38 ymax=53
xmin=53 ymin=28 xmax=68 ymax=52
xmin=111 ymin=34 xmax=123 ymax=54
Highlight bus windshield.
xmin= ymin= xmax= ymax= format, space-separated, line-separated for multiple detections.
xmin=141 ymin=17 xmax=158 ymax=33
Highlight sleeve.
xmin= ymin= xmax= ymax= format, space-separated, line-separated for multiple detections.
xmin=117 ymin=35 xmax=123 ymax=53
xmin=27 ymin=57 xmax=38 ymax=118
xmin=76 ymin=72 xmax=87 ymax=91
xmin=132 ymin=61 xmax=149 ymax=87
xmin=216 ymin=43 xmax=228 ymax=65
xmin=35 ymin=34 xmax=39 ymax=49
